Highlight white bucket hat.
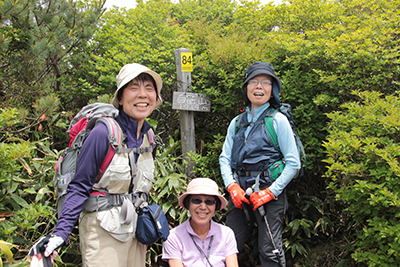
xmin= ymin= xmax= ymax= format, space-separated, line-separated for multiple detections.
xmin=178 ymin=178 xmax=227 ymax=210
xmin=112 ymin=63 xmax=163 ymax=108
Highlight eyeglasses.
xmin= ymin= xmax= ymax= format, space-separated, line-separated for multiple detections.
xmin=248 ymin=79 xmax=272 ymax=88
xmin=190 ymin=198 xmax=216 ymax=206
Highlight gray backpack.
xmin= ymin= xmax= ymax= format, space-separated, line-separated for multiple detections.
xmin=53 ymin=103 xmax=157 ymax=217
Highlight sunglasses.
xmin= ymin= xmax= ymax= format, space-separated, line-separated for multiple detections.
xmin=190 ymin=198 xmax=216 ymax=206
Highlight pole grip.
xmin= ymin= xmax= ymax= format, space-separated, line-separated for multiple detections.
xmin=242 ymin=187 xmax=253 ymax=227
xmin=258 ymin=205 xmax=266 ymax=217
xmin=41 ymin=252 xmax=53 ymax=267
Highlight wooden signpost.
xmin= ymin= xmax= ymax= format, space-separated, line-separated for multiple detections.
xmin=173 ymin=48 xmax=210 ymax=177
xmin=172 ymin=92 xmax=210 ymax=112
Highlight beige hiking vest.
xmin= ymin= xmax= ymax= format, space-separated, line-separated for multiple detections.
xmin=81 ymin=132 xmax=155 ymax=242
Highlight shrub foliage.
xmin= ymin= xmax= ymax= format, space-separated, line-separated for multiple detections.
xmin=324 ymin=91 xmax=400 ymax=266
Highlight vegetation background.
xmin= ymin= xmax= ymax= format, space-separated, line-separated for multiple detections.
xmin=0 ymin=0 xmax=399 ymax=266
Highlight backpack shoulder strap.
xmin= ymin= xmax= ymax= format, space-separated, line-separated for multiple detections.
xmin=124 ymin=128 xmax=158 ymax=155
xmin=94 ymin=117 xmax=124 ymax=182
xmin=146 ymin=128 xmax=156 ymax=147
xmin=140 ymin=128 xmax=157 ymax=153
xmin=94 ymin=117 xmax=123 ymax=151
xmin=264 ymin=109 xmax=279 ymax=150
xmin=235 ymin=112 xmax=263 ymax=134
xmin=234 ymin=113 xmax=245 ymax=134
xmin=97 ymin=147 xmax=115 ymax=182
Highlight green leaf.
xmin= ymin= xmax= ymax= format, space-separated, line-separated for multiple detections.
xmin=10 ymin=194 xmax=29 ymax=208
xmin=24 ymin=188 xmax=36 ymax=194
xmin=0 ymin=240 xmax=13 ymax=264
xmin=291 ymin=219 xmax=300 ymax=235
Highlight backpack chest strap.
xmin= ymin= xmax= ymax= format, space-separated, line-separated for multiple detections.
xmin=112 ymin=144 xmax=156 ymax=154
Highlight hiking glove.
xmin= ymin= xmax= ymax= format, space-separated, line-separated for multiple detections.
xmin=250 ymin=188 xmax=275 ymax=210
xmin=29 ymin=235 xmax=64 ymax=257
xmin=227 ymin=183 xmax=250 ymax=209
xmin=44 ymin=235 xmax=64 ymax=257
xmin=29 ymin=235 xmax=62 ymax=267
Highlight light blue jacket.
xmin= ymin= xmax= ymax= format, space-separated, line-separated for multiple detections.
xmin=219 ymin=102 xmax=301 ymax=197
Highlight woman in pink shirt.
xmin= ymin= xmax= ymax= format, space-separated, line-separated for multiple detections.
xmin=162 ymin=178 xmax=239 ymax=267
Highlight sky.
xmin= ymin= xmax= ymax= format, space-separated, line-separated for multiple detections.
xmin=104 ymin=0 xmax=283 ymax=10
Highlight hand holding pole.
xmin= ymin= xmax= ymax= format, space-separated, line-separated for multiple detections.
xmin=227 ymin=183 xmax=250 ymax=209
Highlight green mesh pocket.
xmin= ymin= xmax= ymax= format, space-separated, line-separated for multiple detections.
xmin=270 ymin=160 xmax=285 ymax=181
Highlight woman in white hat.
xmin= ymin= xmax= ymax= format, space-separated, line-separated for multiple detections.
xmin=162 ymin=178 xmax=239 ymax=267
xmin=29 ymin=63 xmax=162 ymax=267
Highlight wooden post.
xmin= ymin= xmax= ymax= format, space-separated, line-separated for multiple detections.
xmin=175 ymin=48 xmax=195 ymax=177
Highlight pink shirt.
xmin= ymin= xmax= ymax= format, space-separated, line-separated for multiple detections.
xmin=162 ymin=218 xmax=238 ymax=267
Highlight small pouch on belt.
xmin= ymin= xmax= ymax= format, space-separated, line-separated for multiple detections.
xmin=119 ymin=195 xmax=134 ymax=225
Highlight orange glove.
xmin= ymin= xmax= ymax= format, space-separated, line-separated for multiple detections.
xmin=249 ymin=188 xmax=275 ymax=210
xmin=227 ymin=183 xmax=250 ymax=209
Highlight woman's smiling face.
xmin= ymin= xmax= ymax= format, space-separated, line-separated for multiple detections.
xmin=188 ymin=194 xmax=217 ymax=227
xmin=246 ymin=74 xmax=273 ymax=109
xmin=118 ymin=77 xmax=157 ymax=123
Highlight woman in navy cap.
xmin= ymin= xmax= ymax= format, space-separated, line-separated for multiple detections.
xmin=219 ymin=62 xmax=301 ymax=266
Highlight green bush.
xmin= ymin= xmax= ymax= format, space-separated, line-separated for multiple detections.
xmin=324 ymin=90 xmax=400 ymax=266
xmin=147 ymin=136 xmax=189 ymax=266
xmin=188 ymin=133 xmax=225 ymax=185
xmin=0 ymin=108 xmax=61 ymax=265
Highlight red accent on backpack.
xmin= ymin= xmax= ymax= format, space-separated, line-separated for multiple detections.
xmin=68 ymin=118 xmax=88 ymax=146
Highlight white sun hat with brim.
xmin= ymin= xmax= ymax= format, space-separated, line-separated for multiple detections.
xmin=178 ymin=178 xmax=227 ymax=211
xmin=112 ymin=63 xmax=163 ymax=109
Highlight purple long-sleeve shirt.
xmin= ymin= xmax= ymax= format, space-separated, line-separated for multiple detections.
xmin=53 ymin=110 xmax=156 ymax=242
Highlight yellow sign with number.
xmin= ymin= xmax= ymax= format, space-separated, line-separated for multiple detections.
xmin=181 ymin=52 xmax=193 ymax=72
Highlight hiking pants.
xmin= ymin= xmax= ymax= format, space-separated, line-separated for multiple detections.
xmin=79 ymin=212 xmax=146 ymax=267
xmin=226 ymin=190 xmax=288 ymax=267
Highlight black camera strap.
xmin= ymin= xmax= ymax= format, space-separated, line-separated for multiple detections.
xmin=190 ymin=234 xmax=214 ymax=267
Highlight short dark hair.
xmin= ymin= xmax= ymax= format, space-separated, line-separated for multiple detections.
xmin=183 ymin=195 xmax=221 ymax=211
xmin=117 ymin=73 xmax=158 ymax=110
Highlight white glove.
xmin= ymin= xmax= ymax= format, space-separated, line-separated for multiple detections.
xmin=29 ymin=235 xmax=63 ymax=267
xmin=44 ymin=235 xmax=64 ymax=256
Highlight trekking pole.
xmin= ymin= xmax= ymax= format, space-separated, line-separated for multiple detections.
xmin=245 ymin=188 xmax=283 ymax=267
xmin=42 ymin=252 xmax=53 ymax=267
